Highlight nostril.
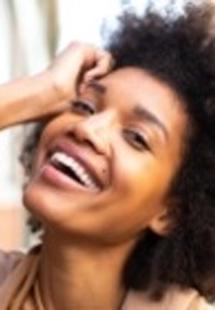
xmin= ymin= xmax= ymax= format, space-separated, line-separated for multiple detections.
xmin=66 ymin=130 xmax=104 ymax=155
xmin=66 ymin=118 xmax=111 ymax=156
xmin=66 ymin=131 xmax=76 ymax=141
xmin=84 ymin=139 xmax=96 ymax=150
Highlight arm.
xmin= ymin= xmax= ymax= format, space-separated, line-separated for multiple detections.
xmin=0 ymin=42 xmax=112 ymax=130
xmin=0 ymin=72 xmax=64 ymax=129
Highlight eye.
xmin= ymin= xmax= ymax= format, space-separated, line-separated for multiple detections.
xmin=123 ymin=129 xmax=150 ymax=151
xmin=71 ymin=100 xmax=96 ymax=115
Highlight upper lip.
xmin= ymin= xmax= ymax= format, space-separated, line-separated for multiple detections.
xmin=47 ymin=138 xmax=106 ymax=190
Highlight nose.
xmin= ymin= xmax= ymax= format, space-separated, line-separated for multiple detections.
xmin=71 ymin=110 xmax=115 ymax=156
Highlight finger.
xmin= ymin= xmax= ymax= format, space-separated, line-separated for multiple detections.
xmin=78 ymin=81 xmax=86 ymax=96
xmin=84 ymin=51 xmax=114 ymax=82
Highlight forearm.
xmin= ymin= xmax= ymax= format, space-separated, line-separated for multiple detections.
xmin=0 ymin=42 xmax=112 ymax=130
xmin=0 ymin=71 xmax=65 ymax=130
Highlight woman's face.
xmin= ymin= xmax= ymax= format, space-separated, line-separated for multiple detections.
xmin=24 ymin=68 xmax=187 ymax=244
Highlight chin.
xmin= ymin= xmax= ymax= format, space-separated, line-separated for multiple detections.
xmin=22 ymin=170 xmax=132 ymax=245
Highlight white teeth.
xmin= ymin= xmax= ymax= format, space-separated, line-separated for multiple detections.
xmin=50 ymin=151 xmax=99 ymax=190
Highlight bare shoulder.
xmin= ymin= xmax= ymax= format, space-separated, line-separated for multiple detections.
xmin=0 ymin=249 xmax=24 ymax=285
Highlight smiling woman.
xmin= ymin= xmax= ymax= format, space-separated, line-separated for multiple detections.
xmin=0 ymin=1 xmax=215 ymax=310
xmin=24 ymin=67 xmax=186 ymax=249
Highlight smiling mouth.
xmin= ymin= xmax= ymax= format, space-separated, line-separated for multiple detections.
xmin=49 ymin=151 xmax=101 ymax=192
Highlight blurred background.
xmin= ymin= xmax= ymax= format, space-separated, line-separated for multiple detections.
xmin=0 ymin=0 xmax=186 ymax=251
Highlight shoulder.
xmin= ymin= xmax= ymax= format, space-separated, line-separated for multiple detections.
xmin=0 ymin=249 xmax=24 ymax=285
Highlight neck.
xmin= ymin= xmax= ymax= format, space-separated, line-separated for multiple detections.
xmin=39 ymin=230 xmax=135 ymax=310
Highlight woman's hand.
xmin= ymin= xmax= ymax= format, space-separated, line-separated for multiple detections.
xmin=48 ymin=42 xmax=113 ymax=101
xmin=0 ymin=42 xmax=113 ymax=129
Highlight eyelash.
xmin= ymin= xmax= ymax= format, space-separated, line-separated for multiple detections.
xmin=71 ymin=100 xmax=96 ymax=115
xmin=71 ymin=100 xmax=150 ymax=151
xmin=123 ymin=129 xmax=150 ymax=151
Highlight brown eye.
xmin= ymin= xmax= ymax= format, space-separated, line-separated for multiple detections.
xmin=123 ymin=129 xmax=150 ymax=151
xmin=71 ymin=100 xmax=96 ymax=115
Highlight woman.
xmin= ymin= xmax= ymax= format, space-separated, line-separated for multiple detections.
xmin=0 ymin=2 xmax=215 ymax=309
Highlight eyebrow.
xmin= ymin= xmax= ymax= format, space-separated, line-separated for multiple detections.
xmin=86 ymin=82 xmax=168 ymax=140
xmin=133 ymin=105 xmax=169 ymax=141
xmin=87 ymin=80 xmax=107 ymax=94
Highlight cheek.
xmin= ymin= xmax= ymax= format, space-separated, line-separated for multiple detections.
xmin=31 ymin=116 xmax=68 ymax=173
xmin=112 ymin=144 xmax=175 ymax=211
xmin=35 ymin=111 xmax=78 ymax=148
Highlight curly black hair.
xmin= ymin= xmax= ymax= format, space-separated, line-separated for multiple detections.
xmin=21 ymin=1 xmax=215 ymax=303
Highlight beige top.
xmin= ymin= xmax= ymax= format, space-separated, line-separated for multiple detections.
xmin=0 ymin=247 xmax=213 ymax=310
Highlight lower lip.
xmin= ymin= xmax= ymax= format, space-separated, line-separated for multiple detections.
xmin=40 ymin=162 xmax=96 ymax=193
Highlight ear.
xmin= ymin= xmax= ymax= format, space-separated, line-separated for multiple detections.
xmin=148 ymin=206 xmax=173 ymax=236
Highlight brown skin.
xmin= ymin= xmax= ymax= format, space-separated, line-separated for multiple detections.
xmin=0 ymin=42 xmax=113 ymax=309
xmin=24 ymin=68 xmax=188 ymax=309
xmin=0 ymin=42 xmax=112 ymax=130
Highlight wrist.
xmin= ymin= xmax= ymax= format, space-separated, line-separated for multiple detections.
xmin=40 ymin=69 xmax=68 ymax=102
xmin=46 ymin=62 xmax=79 ymax=102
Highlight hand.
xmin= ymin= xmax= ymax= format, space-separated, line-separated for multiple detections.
xmin=0 ymin=43 xmax=113 ymax=130
xmin=48 ymin=42 xmax=113 ymax=101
